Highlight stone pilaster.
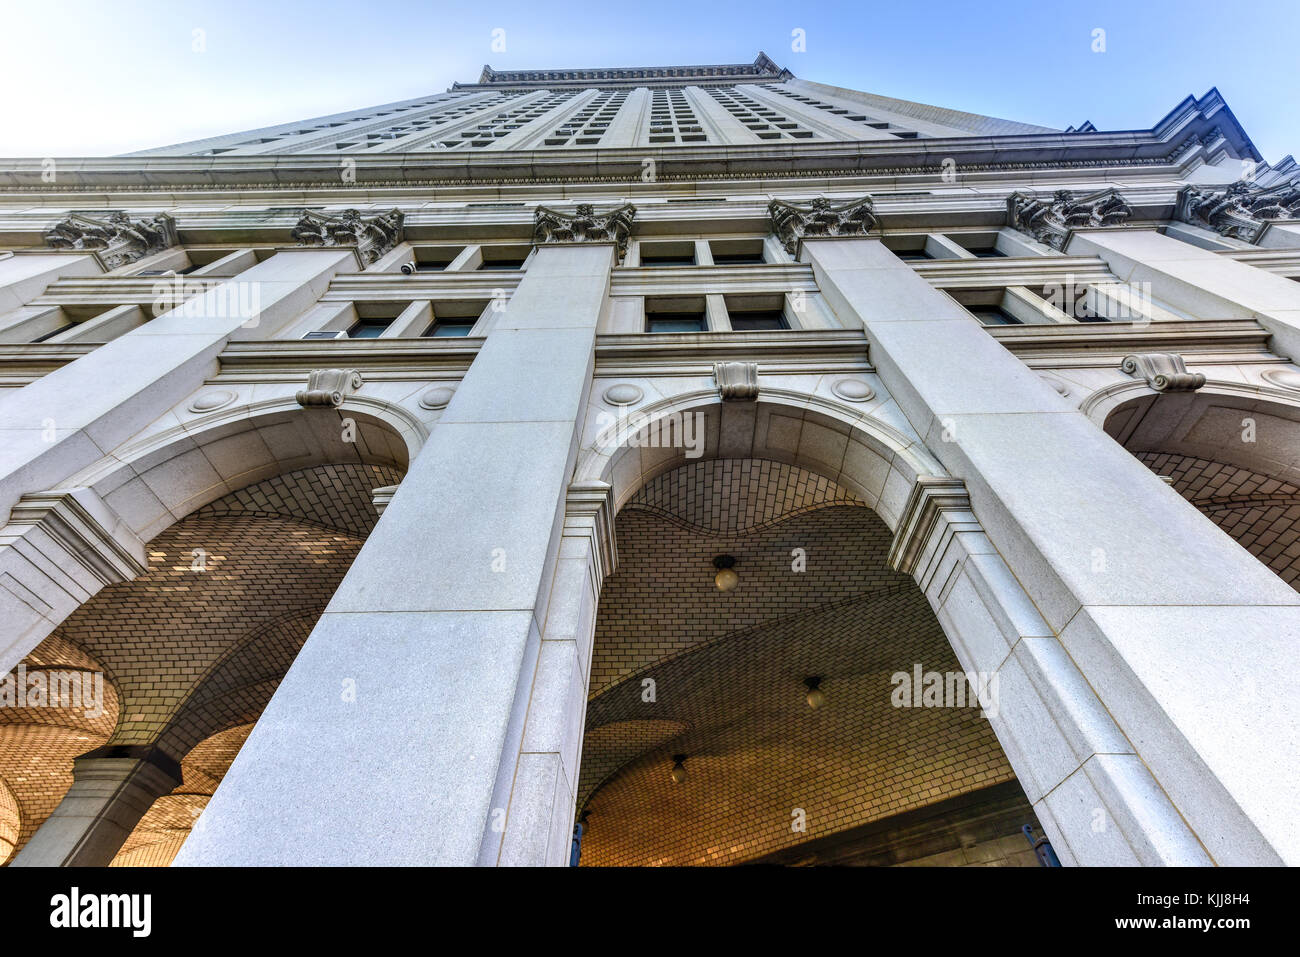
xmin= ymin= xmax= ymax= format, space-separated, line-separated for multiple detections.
xmin=1066 ymin=227 xmax=1300 ymax=364
xmin=174 ymin=242 xmax=617 ymax=866
xmin=495 ymin=480 xmax=616 ymax=866
xmin=10 ymin=748 xmax=182 ymax=867
xmin=804 ymin=235 xmax=1300 ymax=866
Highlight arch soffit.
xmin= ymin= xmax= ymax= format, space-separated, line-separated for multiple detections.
xmin=575 ymin=388 xmax=945 ymax=531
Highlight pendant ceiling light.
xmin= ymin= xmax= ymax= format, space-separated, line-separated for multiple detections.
xmin=713 ymin=555 xmax=738 ymax=592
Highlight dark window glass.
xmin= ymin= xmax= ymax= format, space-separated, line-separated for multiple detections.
xmin=967 ymin=306 xmax=1020 ymax=326
xmin=479 ymin=258 xmax=526 ymax=270
xmin=647 ymin=313 xmax=706 ymax=333
xmin=426 ymin=321 xmax=475 ymax=338
xmin=642 ymin=256 xmax=702 ymax=267
xmin=349 ymin=321 xmax=389 ymax=338
xmin=712 ymin=252 xmax=766 ymax=265
xmin=729 ymin=310 xmax=787 ymax=331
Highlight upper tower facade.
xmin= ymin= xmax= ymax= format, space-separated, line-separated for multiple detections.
xmin=126 ymin=52 xmax=1065 ymax=157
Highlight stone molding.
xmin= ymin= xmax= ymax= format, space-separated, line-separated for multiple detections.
xmin=2 ymin=487 xmax=147 ymax=588
xmin=713 ymin=361 xmax=760 ymax=401
xmin=565 ymin=480 xmax=618 ymax=585
xmin=43 ymin=211 xmax=178 ymax=270
xmin=887 ymin=476 xmax=974 ymax=586
xmin=533 ymin=203 xmax=636 ymax=264
xmin=768 ymin=195 xmax=878 ymax=255
xmin=371 ymin=485 xmax=398 ymax=517
xmin=1175 ymin=177 xmax=1300 ymax=245
xmin=290 ymin=208 xmax=404 ymax=264
xmin=1120 ymin=353 xmax=1206 ymax=393
xmin=295 ymin=368 xmax=364 ymax=407
xmin=1007 ymin=189 xmax=1133 ymax=250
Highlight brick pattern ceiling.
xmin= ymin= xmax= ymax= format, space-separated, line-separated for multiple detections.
xmin=0 ymin=463 xmax=399 ymax=864
xmin=1136 ymin=450 xmax=1300 ymax=590
xmin=580 ymin=459 xmax=1017 ymax=866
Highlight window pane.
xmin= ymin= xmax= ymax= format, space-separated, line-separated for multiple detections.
xmin=428 ymin=322 xmax=474 ymax=337
xmin=648 ymin=315 xmax=705 ymax=333
xmin=729 ymin=312 xmax=786 ymax=331
xmin=349 ymin=322 xmax=389 ymax=338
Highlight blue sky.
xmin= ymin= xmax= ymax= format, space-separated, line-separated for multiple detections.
xmin=2 ymin=0 xmax=1296 ymax=160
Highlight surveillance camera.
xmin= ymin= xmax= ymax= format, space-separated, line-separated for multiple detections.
xmin=400 ymin=261 xmax=417 ymax=275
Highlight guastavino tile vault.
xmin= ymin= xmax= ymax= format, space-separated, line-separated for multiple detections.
xmin=0 ymin=53 xmax=1298 ymax=868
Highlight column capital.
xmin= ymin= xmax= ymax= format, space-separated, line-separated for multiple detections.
xmin=2 ymin=486 xmax=147 ymax=588
xmin=532 ymin=202 xmax=636 ymax=264
xmin=290 ymin=207 xmax=405 ymax=265
xmin=1007 ymin=188 xmax=1132 ymax=251
xmin=887 ymin=476 xmax=974 ymax=588
xmin=768 ymin=195 xmax=877 ymax=256
xmin=44 ymin=210 xmax=178 ymax=271
xmin=1175 ymin=176 xmax=1300 ymax=245
xmin=564 ymin=480 xmax=618 ymax=583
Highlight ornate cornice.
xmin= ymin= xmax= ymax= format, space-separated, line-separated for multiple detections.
xmin=290 ymin=208 xmax=404 ymax=264
xmin=768 ymin=195 xmax=878 ymax=255
xmin=1175 ymin=176 xmax=1300 ymax=244
xmin=43 ymin=210 xmax=177 ymax=269
xmin=1120 ymin=352 xmax=1206 ymax=392
xmin=1006 ymin=189 xmax=1133 ymax=250
xmin=533 ymin=202 xmax=636 ymax=263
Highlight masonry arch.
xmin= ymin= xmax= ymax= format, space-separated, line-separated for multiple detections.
xmin=1100 ymin=384 xmax=1300 ymax=591
xmin=4 ymin=433 xmax=406 ymax=864
xmin=571 ymin=393 xmax=1045 ymax=866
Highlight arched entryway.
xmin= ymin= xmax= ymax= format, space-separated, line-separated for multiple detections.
xmin=570 ymin=395 xmax=1046 ymax=866
xmin=3 ymin=397 xmax=413 ymax=866
xmin=1102 ymin=387 xmax=1300 ymax=592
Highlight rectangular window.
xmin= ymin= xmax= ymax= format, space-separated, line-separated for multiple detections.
xmin=426 ymin=320 xmax=476 ymax=337
xmin=966 ymin=306 xmax=1021 ymax=326
xmin=638 ymin=240 xmax=696 ymax=267
xmin=729 ymin=310 xmax=787 ymax=331
xmin=348 ymin=320 xmax=390 ymax=338
xmin=420 ymin=299 xmax=489 ymax=338
xmin=710 ymin=239 xmax=766 ymax=265
xmin=647 ymin=312 xmax=706 ymax=333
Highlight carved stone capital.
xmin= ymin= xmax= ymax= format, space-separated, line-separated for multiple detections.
xmin=290 ymin=208 xmax=404 ymax=264
xmin=714 ymin=361 xmax=759 ymax=401
xmin=768 ymin=195 xmax=878 ymax=255
xmin=1121 ymin=353 xmax=1206 ymax=393
xmin=1007 ymin=189 xmax=1133 ymax=251
xmin=43 ymin=211 xmax=178 ymax=270
xmin=887 ymin=477 xmax=974 ymax=585
xmin=1175 ymin=176 xmax=1300 ymax=245
xmin=296 ymin=369 xmax=364 ymax=407
xmin=565 ymin=480 xmax=618 ymax=584
xmin=533 ymin=203 xmax=636 ymax=263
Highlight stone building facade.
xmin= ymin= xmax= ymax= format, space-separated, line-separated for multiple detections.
xmin=0 ymin=54 xmax=1298 ymax=867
